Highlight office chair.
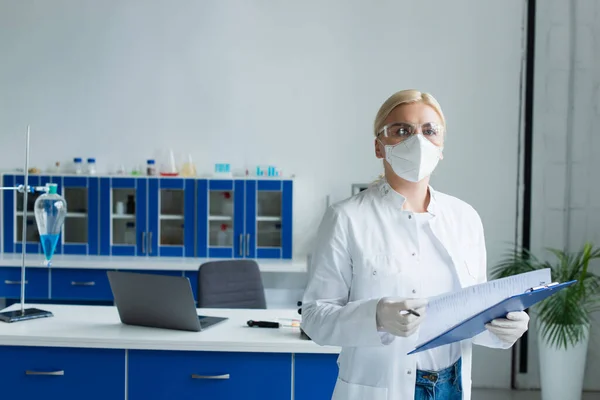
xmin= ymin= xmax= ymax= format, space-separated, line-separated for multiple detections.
xmin=197 ymin=259 xmax=267 ymax=309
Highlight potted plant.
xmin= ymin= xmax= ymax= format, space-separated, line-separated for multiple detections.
xmin=491 ymin=242 xmax=600 ymax=400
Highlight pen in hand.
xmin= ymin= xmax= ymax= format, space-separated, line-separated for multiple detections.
xmin=406 ymin=309 xmax=421 ymax=317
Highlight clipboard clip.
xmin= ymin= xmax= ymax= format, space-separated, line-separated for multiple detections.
xmin=525 ymin=282 xmax=559 ymax=293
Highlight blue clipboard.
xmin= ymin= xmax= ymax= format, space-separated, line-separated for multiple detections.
xmin=408 ymin=280 xmax=577 ymax=355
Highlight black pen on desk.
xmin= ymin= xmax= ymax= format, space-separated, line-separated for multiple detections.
xmin=247 ymin=320 xmax=279 ymax=328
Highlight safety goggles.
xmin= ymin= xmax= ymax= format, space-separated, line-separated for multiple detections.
xmin=377 ymin=122 xmax=445 ymax=143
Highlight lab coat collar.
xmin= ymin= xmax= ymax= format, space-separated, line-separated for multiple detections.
xmin=377 ymin=179 xmax=438 ymax=216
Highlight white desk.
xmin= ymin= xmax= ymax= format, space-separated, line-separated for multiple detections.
xmin=0 ymin=304 xmax=340 ymax=400
xmin=0 ymin=254 xmax=307 ymax=273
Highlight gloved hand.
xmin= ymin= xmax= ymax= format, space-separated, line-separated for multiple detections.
xmin=376 ymin=297 xmax=428 ymax=337
xmin=485 ymin=311 xmax=530 ymax=345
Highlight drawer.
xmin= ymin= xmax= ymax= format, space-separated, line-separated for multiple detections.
xmin=128 ymin=350 xmax=291 ymax=400
xmin=294 ymin=353 xmax=339 ymax=400
xmin=0 ymin=346 xmax=125 ymax=400
xmin=0 ymin=267 xmax=49 ymax=299
xmin=51 ymin=269 xmax=113 ymax=300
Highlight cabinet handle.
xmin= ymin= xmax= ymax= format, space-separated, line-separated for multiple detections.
xmin=5 ymin=280 xmax=27 ymax=285
xmin=71 ymin=281 xmax=96 ymax=286
xmin=239 ymin=234 xmax=243 ymax=256
xmin=191 ymin=374 xmax=230 ymax=380
xmin=142 ymin=232 xmax=146 ymax=254
xmin=26 ymin=370 xmax=64 ymax=376
xmin=148 ymin=231 xmax=153 ymax=254
xmin=246 ymin=234 xmax=250 ymax=256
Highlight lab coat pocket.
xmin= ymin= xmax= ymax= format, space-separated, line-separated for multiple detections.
xmin=354 ymin=253 xmax=404 ymax=298
xmin=332 ymin=378 xmax=388 ymax=400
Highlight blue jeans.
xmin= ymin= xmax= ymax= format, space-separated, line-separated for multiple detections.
xmin=414 ymin=358 xmax=462 ymax=400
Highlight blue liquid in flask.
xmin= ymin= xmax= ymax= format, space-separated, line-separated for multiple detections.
xmin=34 ymin=184 xmax=67 ymax=265
xmin=40 ymin=233 xmax=60 ymax=261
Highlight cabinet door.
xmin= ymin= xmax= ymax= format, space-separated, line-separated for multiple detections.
xmin=128 ymin=350 xmax=291 ymax=400
xmin=9 ymin=174 xmax=41 ymax=254
xmin=245 ymin=180 xmax=293 ymax=259
xmin=58 ymin=176 xmax=99 ymax=255
xmin=294 ymin=353 xmax=339 ymax=400
xmin=0 ymin=346 xmax=125 ymax=400
xmin=100 ymin=177 xmax=147 ymax=256
xmin=51 ymin=268 xmax=113 ymax=301
xmin=197 ymin=179 xmax=245 ymax=258
xmin=0 ymin=267 xmax=49 ymax=299
xmin=148 ymin=178 xmax=195 ymax=257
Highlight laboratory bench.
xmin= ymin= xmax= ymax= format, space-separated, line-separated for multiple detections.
xmin=0 ymin=304 xmax=340 ymax=400
xmin=0 ymin=254 xmax=307 ymax=305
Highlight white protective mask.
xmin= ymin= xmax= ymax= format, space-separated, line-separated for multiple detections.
xmin=380 ymin=134 xmax=443 ymax=182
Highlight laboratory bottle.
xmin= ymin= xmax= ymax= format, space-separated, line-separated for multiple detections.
xmin=217 ymin=224 xmax=228 ymax=247
xmin=147 ymin=159 xmax=157 ymax=176
xmin=87 ymin=158 xmax=97 ymax=175
xmin=73 ymin=158 xmax=83 ymax=174
xmin=124 ymin=222 xmax=136 ymax=245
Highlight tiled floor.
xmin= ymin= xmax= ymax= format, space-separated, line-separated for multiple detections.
xmin=473 ymin=389 xmax=600 ymax=399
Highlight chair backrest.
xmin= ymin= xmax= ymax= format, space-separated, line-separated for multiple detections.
xmin=197 ymin=259 xmax=267 ymax=309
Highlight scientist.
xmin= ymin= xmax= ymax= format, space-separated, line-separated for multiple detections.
xmin=301 ymin=89 xmax=529 ymax=400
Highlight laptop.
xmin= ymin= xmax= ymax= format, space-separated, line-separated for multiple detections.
xmin=107 ymin=270 xmax=228 ymax=332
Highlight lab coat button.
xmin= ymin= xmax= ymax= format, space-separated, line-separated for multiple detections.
xmin=412 ymin=289 xmax=416 ymax=294
xmin=372 ymin=270 xmax=377 ymax=276
xmin=412 ymin=252 xmax=416 ymax=256
xmin=408 ymin=215 xmax=412 ymax=219
xmin=407 ymin=370 xmax=412 ymax=375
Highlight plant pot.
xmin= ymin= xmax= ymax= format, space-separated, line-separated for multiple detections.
xmin=538 ymin=324 xmax=590 ymax=400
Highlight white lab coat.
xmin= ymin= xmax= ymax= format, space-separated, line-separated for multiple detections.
xmin=301 ymin=180 xmax=512 ymax=400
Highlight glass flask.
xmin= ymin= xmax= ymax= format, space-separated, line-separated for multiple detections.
xmin=34 ymin=184 xmax=67 ymax=265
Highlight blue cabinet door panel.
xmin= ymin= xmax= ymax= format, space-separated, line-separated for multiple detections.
xmin=244 ymin=180 xmax=256 ymax=258
xmin=0 ymin=267 xmax=49 ymax=299
xmin=282 ymin=180 xmax=293 ymax=259
xmin=294 ymin=353 xmax=339 ymax=400
xmin=88 ymin=177 xmax=99 ymax=255
xmin=196 ymin=180 xmax=208 ymax=257
xmin=100 ymin=177 xmax=140 ymax=257
xmin=234 ymin=180 xmax=245 ymax=258
xmin=147 ymin=178 xmax=160 ymax=257
xmin=208 ymin=180 xmax=234 ymax=191
xmin=135 ymin=178 xmax=148 ymax=256
xmin=0 ymin=346 xmax=125 ymax=400
xmin=128 ymin=350 xmax=291 ymax=400
xmin=51 ymin=269 xmax=113 ymax=301
xmin=257 ymin=180 xmax=281 ymax=191
xmin=3 ymin=175 xmax=15 ymax=253
xmin=61 ymin=176 xmax=89 ymax=255
xmin=14 ymin=174 xmax=41 ymax=254
xmin=184 ymin=179 xmax=195 ymax=257
xmin=256 ymin=248 xmax=281 ymax=259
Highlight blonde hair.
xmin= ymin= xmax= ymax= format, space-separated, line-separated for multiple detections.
xmin=373 ymin=89 xmax=446 ymax=136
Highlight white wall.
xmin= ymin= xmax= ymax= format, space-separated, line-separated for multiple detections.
xmin=0 ymin=0 xmax=526 ymax=388
xmin=522 ymin=0 xmax=600 ymax=391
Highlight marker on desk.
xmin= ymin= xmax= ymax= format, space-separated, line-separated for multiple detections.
xmin=247 ymin=320 xmax=279 ymax=328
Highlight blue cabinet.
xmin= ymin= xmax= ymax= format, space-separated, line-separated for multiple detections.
xmin=0 ymin=267 xmax=49 ymax=299
xmin=3 ymin=174 xmax=293 ymax=260
xmin=2 ymin=174 xmax=99 ymax=256
xmin=294 ymin=353 xmax=339 ymax=400
xmin=128 ymin=350 xmax=291 ymax=400
xmin=51 ymin=268 xmax=113 ymax=301
xmin=100 ymin=177 xmax=147 ymax=256
xmin=197 ymin=179 xmax=293 ymax=259
xmin=0 ymin=346 xmax=125 ymax=400
xmin=148 ymin=177 xmax=196 ymax=257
